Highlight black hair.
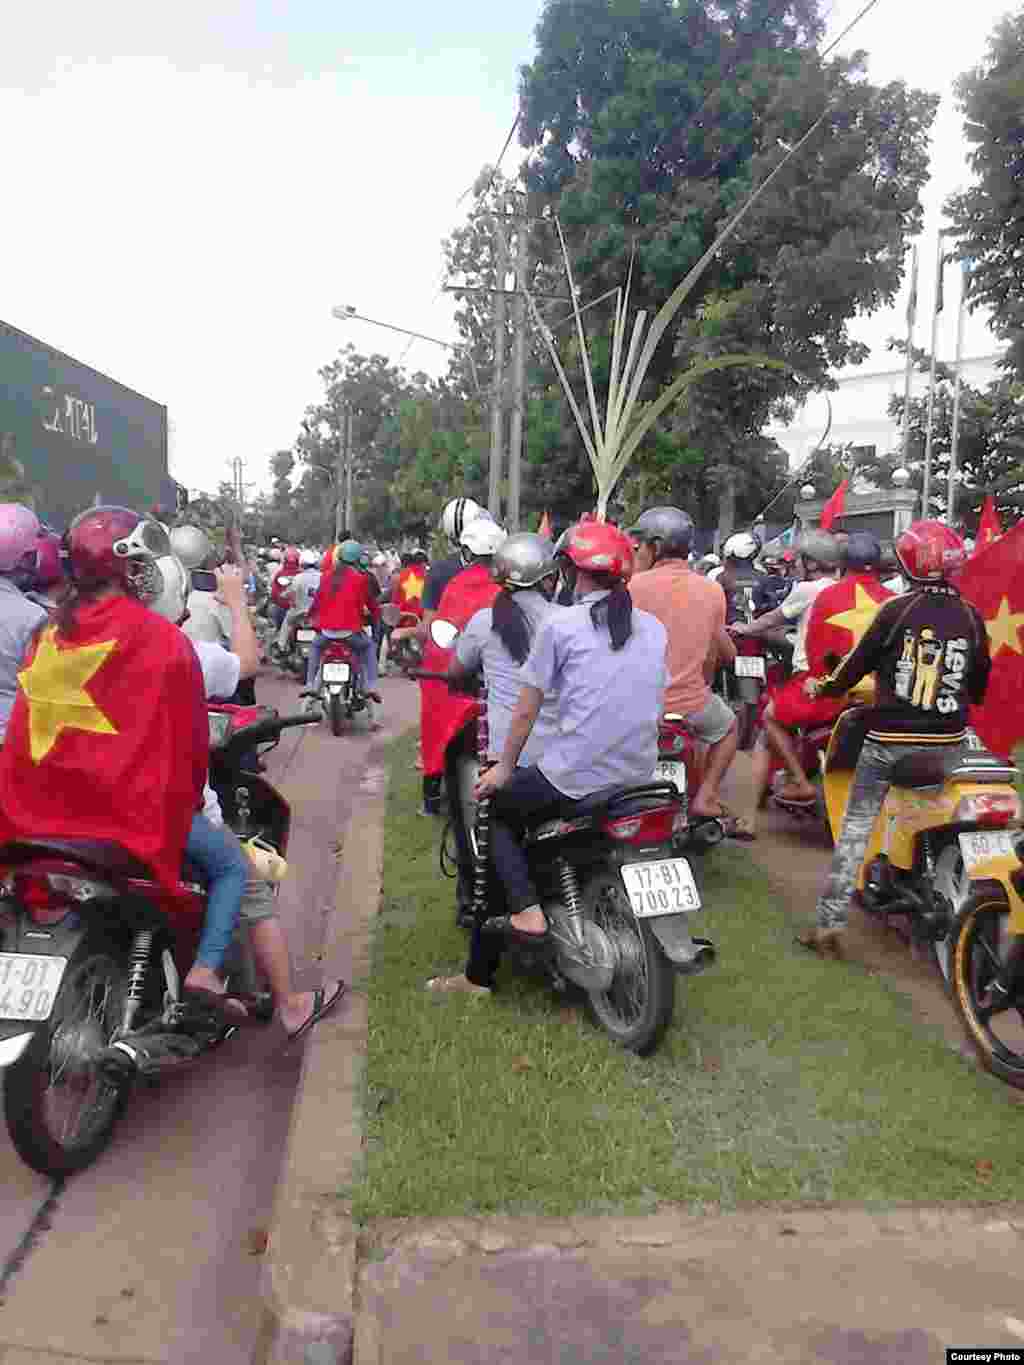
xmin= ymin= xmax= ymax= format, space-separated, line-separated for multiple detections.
xmin=52 ymin=579 xmax=109 ymax=639
xmin=588 ymin=573 xmax=633 ymax=650
xmin=491 ymin=590 xmax=533 ymax=664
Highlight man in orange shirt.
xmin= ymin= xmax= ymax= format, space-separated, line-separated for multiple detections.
xmin=627 ymin=506 xmax=741 ymax=827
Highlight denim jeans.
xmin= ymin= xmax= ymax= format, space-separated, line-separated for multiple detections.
xmin=306 ymin=630 xmax=378 ymax=690
xmin=187 ymin=814 xmax=248 ymax=969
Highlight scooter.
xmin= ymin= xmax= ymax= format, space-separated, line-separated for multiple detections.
xmin=0 ymin=704 xmax=317 ymax=1177
xmin=308 ymin=632 xmax=375 ymax=736
xmin=380 ymin=604 xmax=423 ymax=676
xmin=821 ymin=711 xmax=1024 ymax=1088
xmin=423 ymin=620 xmax=724 ymax=1057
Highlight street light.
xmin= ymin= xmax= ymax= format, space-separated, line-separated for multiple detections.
xmin=331 ymin=305 xmax=481 ymax=395
xmin=800 ymin=483 xmax=817 ymax=501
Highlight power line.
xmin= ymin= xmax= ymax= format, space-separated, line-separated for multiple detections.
xmin=457 ymin=112 xmax=521 ymax=207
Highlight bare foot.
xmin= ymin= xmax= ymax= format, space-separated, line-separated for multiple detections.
xmin=184 ymin=965 xmax=227 ymax=996
xmin=425 ymin=974 xmax=491 ymax=997
xmin=508 ymin=908 xmax=547 ymax=937
xmin=278 ymin=981 xmax=344 ymax=1036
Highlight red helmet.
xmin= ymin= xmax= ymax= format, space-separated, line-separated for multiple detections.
xmin=66 ymin=505 xmax=171 ymax=595
xmin=17 ymin=529 xmax=65 ymax=591
xmin=282 ymin=546 xmax=300 ymax=569
xmin=558 ymin=515 xmax=634 ymax=581
xmin=894 ymin=520 xmax=967 ymax=583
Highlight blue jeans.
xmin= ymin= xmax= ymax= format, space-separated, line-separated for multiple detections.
xmin=187 ymin=814 xmax=248 ymax=970
xmin=306 ymin=630 xmax=378 ymax=690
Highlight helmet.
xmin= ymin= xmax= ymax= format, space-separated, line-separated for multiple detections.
xmin=441 ymin=497 xmax=485 ymax=542
xmin=300 ymin=549 xmax=319 ymax=568
xmin=460 ymin=518 xmax=507 ymax=559
xmin=843 ymin=530 xmax=881 ymax=571
xmin=371 ymin=552 xmax=387 ymax=567
xmin=267 ymin=548 xmax=282 ymax=562
xmin=628 ymin=506 xmax=695 ymax=558
xmin=894 ymin=520 xmax=967 ymax=583
xmin=697 ymin=553 xmax=721 ymax=573
xmin=557 ymin=517 xmax=633 ymax=581
xmin=0 ymin=504 xmax=41 ymax=573
xmin=410 ymin=546 xmax=429 ymax=563
xmin=339 ymin=539 xmax=364 ymax=566
xmin=169 ymin=525 xmax=213 ymax=570
xmin=493 ymin=533 xmax=557 ymax=589
xmin=27 ymin=530 xmax=65 ymax=590
xmin=798 ymin=528 xmax=841 ymax=569
xmin=722 ymin=531 xmax=760 ymax=562
xmin=282 ymin=546 xmax=300 ymax=569
xmin=66 ymin=506 xmax=171 ymax=598
xmin=148 ymin=555 xmax=189 ymax=623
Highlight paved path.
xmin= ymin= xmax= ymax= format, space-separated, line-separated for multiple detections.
xmin=0 ymin=669 xmax=420 ymax=1365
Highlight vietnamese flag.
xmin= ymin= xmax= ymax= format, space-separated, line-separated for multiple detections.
xmin=955 ymin=519 xmax=1024 ymax=759
xmin=395 ymin=564 xmax=426 ymax=619
xmin=819 ymin=480 xmax=849 ymax=531
xmin=419 ymin=563 xmax=500 ymax=776
xmin=804 ymin=573 xmax=895 ymax=677
xmin=974 ymin=496 xmax=1003 ymax=553
xmin=0 ymin=596 xmax=208 ymax=891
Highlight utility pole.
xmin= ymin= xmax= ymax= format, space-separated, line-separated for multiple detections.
xmin=488 ymin=196 xmax=508 ymax=521
xmin=345 ymin=408 xmax=355 ymax=537
xmin=507 ymin=195 xmax=529 ymax=533
xmin=335 ymin=403 xmax=349 ymax=540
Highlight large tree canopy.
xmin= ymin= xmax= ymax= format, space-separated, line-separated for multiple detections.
xmin=947 ymin=8 xmax=1024 ymax=379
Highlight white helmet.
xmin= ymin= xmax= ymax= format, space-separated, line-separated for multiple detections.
xmin=460 ymin=517 xmax=507 ymax=559
xmin=148 ymin=555 xmax=189 ymax=624
xmin=169 ymin=525 xmax=213 ymax=570
xmin=723 ymin=532 xmax=759 ymax=562
xmin=300 ymin=549 xmax=319 ymax=568
xmin=441 ymin=497 xmax=485 ymax=543
xmin=267 ymin=548 xmax=282 ymax=562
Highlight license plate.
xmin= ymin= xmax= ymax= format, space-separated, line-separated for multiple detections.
xmin=0 ymin=953 xmax=68 ymax=1022
xmin=959 ymin=830 xmax=1017 ymax=871
xmin=322 ymin=661 xmax=351 ymax=683
xmin=654 ymin=760 xmax=686 ymax=794
xmin=620 ymin=858 xmax=701 ymax=916
xmin=296 ymin=629 xmax=317 ymax=642
xmin=735 ymin=656 xmax=766 ymax=679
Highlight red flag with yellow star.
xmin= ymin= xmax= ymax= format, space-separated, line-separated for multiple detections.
xmin=0 ymin=596 xmax=208 ymax=891
xmin=395 ymin=564 xmax=426 ymax=619
xmin=955 ymin=520 xmax=1024 ymax=759
xmin=804 ymin=573 xmax=895 ymax=678
xmin=974 ymin=496 xmax=1003 ymax=554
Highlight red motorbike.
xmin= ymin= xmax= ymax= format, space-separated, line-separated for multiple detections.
xmin=656 ymin=713 xmax=704 ymax=805
xmin=309 ymin=632 xmax=375 ymax=736
xmin=0 ymin=703 xmax=316 ymax=1177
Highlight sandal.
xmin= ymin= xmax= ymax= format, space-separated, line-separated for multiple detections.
xmin=285 ymin=980 xmax=347 ymax=1042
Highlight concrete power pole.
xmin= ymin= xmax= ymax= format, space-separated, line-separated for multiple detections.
xmin=335 ymin=403 xmax=349 ymax=540
xmin=488 ymin=198 xmax=508 ymax=521
xmin=507 ymin=197 xmax=529 ymax=533
xmin=345 ymin=408 xmax=355 ymax=537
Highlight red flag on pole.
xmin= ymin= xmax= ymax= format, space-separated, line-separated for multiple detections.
xmin=819 ymin=480 xmax=849 ymax=530
xmin=974 ymin=496 xmax=1003 ymax=553
xmin=537 ymin=511 xmax=552 ymax=539
xmin=954 ymin=519 xmax=1024 ymax=759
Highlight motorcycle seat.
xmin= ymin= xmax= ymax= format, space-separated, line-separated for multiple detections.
xmin=889 ymin=753 xmax=949 ymax=789
xmin=0 ymin=837 xmax=156 ymax=882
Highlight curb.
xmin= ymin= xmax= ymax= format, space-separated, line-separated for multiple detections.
xmin=258 ymin=730 xmax=402 ymax=1365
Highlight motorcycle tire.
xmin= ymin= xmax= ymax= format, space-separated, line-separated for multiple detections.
xmin=736 ymin=701 xmax=759 ymax=752
xmin=4 ymin=945 xmax=129 ymax=1177
xmin=583 ymin=874 xmax=675 ymax=1055
xmin=950 ymin=890 xmax=1024 ymax=1090
xmin=329 ymin=692 xmax=345 ymax=738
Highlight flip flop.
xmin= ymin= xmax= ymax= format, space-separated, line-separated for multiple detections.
xmin=183 ymin=986 xmax=252 ymax=1023
xmin=481 ymin=914 xmax=550 ymax=946
xmin=285 ymin=979 xmax=347 ymax=1043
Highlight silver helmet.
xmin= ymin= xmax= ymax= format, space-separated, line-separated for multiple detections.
xmin=169 ymin=524 xmax=213 ymax=570
xmin=798 ymin=528 xmax=841 ymax=569
xmin=628 ymin=506 xmax=695 ymax=558
xmin=493 ymin=532 xmax=558 ymax=589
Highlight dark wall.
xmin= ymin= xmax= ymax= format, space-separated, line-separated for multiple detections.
xmin=0 ymin=320 xmax=167 ymax=530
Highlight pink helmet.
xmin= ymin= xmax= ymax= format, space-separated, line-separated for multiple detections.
xmin=32 ymin=530 xmax=65 ymax=589
xmin=0 ymin=504 xmax=41 ymax=573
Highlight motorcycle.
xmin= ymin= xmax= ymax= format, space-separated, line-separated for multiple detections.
xmin=380 ymin=604 xmax=423 ymax=676
xmin=656 ymin=713 xmax=703 ymax=804
xmin=424 ymin=620 xmax=724 ymax=1056
xmin=0 ymin=703 xmax=317 ymax=1176
xmin=308 ymin=631 xmax=375 ymax=736
xmin=821 ymin=712 xmax=1024 ymax=1087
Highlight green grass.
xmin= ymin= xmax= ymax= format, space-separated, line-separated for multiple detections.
xmin=354 ymin=732 xmax=1023 ymax=1221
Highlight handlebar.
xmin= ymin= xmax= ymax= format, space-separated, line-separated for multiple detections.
xmin=222 ymin=712 xmax=320 ymax=752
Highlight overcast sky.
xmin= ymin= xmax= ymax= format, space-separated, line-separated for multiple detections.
xmin=1 ymin=0 xmax=1013 ymax=498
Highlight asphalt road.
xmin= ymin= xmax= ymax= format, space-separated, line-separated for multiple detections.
xmin=0 ymin=668 xmax=420 ymax=1365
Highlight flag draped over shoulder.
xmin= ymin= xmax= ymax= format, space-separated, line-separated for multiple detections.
xmin=0 ymin=596 xmax=208 ymax=890
xmin=954 ymin=520 xmax=1024 ymax=760
xmin=804 ymin=573 xmax=895 ymax=678
xmin=395 ymin=565 xmax=426 ymax=618
xmin=975 ymin=496 xmax=1003 ymax=554
xmin=419 ymin=564 xmax=500 ymax=776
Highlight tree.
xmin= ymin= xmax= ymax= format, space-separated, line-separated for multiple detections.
xmin=518 ymin=0 xmax=938 ymax=533
xmin=947 ymin=9 xmax=1024 ymax=379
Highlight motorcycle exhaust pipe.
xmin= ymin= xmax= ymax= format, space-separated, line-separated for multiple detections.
xmin=99 ymin=1033 xmax=205 ymax=1083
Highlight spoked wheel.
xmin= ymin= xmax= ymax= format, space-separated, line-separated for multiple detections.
xmin=951 ymin=893 xmax=1024 ymax=1089
xmin=932 ymin=842 xmax=972 ymax=985
xmin=584 ymin=875 xmax=674 ymax=1055
xmin=4 ymin=949 xmax=128 ymax=1176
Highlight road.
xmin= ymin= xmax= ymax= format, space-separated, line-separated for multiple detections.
xmin=0 ymin=667 xmax=420 ymax=1365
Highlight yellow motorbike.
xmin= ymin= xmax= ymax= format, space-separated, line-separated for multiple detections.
xmin=822 ymin=705 xmax=1024 ymax=1087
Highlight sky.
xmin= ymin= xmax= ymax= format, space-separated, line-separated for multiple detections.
xmin=1 ymin=0 xmax=1015 ymax=499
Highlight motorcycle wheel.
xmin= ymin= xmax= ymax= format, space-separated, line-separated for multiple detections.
xmin=736 ymin=701 xmax=759 ymax=752
xmin=932 ymin=841 xmax=971 ymax=985
xmin=4 ymin=947 xmax=128 ymax=1177
xmin=950 ymin=891 xmax=1024 ymax=1090
xmin=329 ymin=691 xmax=345 ymax=737
xmin=584 ymin=874 xmax=675 ymax=1055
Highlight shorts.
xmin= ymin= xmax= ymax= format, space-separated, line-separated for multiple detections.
xmin=683 ymin=692 xmax=737 ymax=745
xmin=238 ymin=874 xmax=278 ymax=923
xmin=770 ymin=673 xmax=847 ymax=731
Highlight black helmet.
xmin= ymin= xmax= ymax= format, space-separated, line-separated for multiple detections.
xmin=844 ymin=531 xmax=881 ymax=571
xmin=627 ymin=506 xmax=694 ymax=559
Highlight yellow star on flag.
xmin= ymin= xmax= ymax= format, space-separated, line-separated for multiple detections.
xmin=826 ymin=583 xmax=883 ymax=646
xmin=985 ymin=597 xmax=1024 ymax=658
xmin=18 ymin=627 xmax=118 ymax=763
xmin=401 ymin=570 xmax=425 ymax=603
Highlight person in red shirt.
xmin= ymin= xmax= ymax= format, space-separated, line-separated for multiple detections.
xmin=304 ymin=539 xmax=381 ymax=701
xmin=269 ymin=546 xmax=300 ymax=627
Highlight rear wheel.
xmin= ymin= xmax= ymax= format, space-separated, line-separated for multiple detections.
xmin=328 ymin=691 xmax=345 ymax=737
xmin=4 ymin=948 xmax=128 ymax=1176
xmin=932 ymin=841 xmax=971 ymax=984
xmin=584 ymin=875 xmax=675 ymax=1055
xmin=951 ymin=892 xmax=1024 ymax=1089
xmin=736 ymin=701 xmax=759 ymax=752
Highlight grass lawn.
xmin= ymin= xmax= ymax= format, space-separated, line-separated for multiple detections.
xmin=354 ymin=731 xmax=1022 ymax=1221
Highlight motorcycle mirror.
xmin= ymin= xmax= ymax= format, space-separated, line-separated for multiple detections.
xmin=430 ymin=619 xmax=459 ymax=650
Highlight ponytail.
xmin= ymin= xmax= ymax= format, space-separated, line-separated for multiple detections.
xmin=52 ymin=580 xmax=108 ymax=640
xmin=491 ymin=590 xmax=532 ymax=664
xmin=588 ymin=577 xmax=633 ymax=651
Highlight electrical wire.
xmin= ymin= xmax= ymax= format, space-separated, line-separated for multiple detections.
xmin=457 ymin=112 xmax=521 ymax=207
